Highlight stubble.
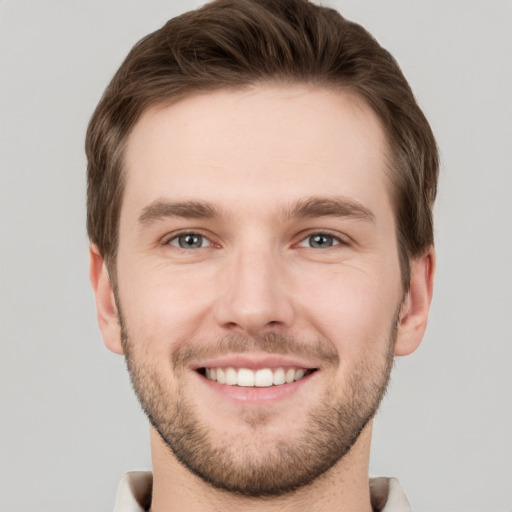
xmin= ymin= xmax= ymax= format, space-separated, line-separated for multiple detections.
xmin=120 ymin=320 xmax=396 ymax=497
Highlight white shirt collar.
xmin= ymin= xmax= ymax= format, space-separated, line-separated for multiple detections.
xmin=113 ymin=471 xmax=411 ymax=512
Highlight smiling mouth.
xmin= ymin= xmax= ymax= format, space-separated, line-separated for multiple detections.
xmin=197 ymin=367 xmax=317 ymax=387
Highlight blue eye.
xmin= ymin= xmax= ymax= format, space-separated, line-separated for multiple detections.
xmin=299 ymin=234 xmax=340 ymax=248
xmin=169 ymin=233 xmax=210 ymax=249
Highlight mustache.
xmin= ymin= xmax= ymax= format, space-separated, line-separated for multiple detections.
xmin=172 ymin=331 xmax=339 ymax=370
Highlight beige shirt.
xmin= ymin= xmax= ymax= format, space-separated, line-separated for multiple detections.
xmin=113 ymin=471 xmax=412 ymax=511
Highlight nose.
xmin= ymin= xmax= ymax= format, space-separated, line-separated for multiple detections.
xmin=214 ymin=244 xmax=295 ymax=336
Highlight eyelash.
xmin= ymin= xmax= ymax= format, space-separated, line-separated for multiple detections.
xmin=163 ymin=230 xmax=349 ymax=250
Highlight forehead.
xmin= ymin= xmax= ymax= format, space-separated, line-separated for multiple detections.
xmin=122 ymin=85 xmax=391 ymax=222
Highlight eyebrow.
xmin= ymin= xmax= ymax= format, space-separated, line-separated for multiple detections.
xmin=138 ymin=200 xmax=219 ymax=226
xmin=284 ymin=196 xmax=376 ymax=223
xmin=137 ymin=196 xmax=375 ymax=226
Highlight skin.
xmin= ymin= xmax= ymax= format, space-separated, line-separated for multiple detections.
xmin=90 ymin=85 xmax=434 ymax=511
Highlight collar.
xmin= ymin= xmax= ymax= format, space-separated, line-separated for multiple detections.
xmin=113 ymin=471 xmax=411 ymax=512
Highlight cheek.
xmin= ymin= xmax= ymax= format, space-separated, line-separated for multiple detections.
xmin=295 ymin=264 xmax=401 ymax=354
xmin=116 ymin=261 xmax=216 ymax=349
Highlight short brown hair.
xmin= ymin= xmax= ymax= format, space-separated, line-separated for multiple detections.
xmin=86 ymin=0 xmax=438 ymax=287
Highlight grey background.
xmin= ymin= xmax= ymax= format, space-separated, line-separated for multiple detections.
xmin=1 ymin=1 xmax=511 ymax=510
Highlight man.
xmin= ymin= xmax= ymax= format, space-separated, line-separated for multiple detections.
xmin=86 ymin=0 xmax=437 ymax=510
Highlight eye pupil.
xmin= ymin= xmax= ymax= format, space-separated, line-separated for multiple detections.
xmin=179 ymin=234 xmax=203 ymax=248
xmin=310 ymin=234 xmax=333 ymax=248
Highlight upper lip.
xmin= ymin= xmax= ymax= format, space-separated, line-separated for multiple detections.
xmin=191 ymin=354 xmax=319 ymax=371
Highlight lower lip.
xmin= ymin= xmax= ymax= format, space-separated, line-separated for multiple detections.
xmin=195 ymin=371 xmax=316 ymax=405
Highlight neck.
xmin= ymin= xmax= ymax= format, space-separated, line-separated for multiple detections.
xmin=148 ymin=423 xmax=374 ymax=512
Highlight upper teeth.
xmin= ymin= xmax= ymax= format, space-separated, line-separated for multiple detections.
xmin=204 ymin=367 xmax=307 ymax=387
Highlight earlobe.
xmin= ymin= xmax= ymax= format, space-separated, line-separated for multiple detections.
xmin=394 ymin=248 xmax=435 ymax=356
xmin=89 ymin=244 xmax=124 ymax=355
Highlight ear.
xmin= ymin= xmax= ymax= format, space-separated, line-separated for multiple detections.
xmin=394 ymin=247 xmax=435 ymax=356
xmin=89 ymin=244 xmax=124 ymax=355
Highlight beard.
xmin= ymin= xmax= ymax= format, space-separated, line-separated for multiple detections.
xmin=119 ymin=313 xmax=396 ymax=498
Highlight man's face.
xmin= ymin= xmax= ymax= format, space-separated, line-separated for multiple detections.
xmin=112 ymin=85 xmax=406 ymax=495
